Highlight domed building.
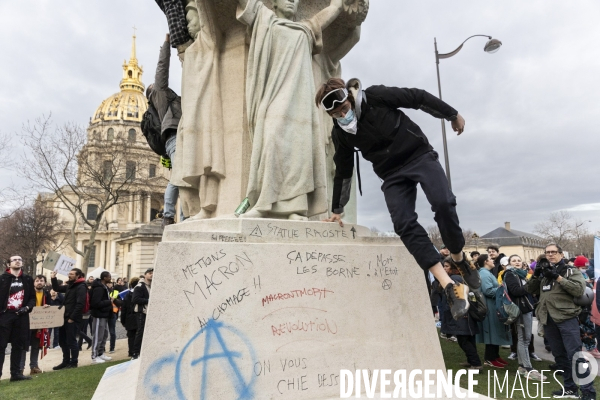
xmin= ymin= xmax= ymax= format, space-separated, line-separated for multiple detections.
xmin=44 ymin=35 xmax=172 ymax=280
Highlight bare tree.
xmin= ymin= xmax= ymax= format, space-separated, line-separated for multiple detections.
xmin=0 ymin=200 xmax=65 ymax=275
xmin=534 ymin=211 xmax=575 ymax=249
xmin=0 ymin=131 xmax=29 ymax=218
xmin=19 ymin=116 xmax=151 ymax=273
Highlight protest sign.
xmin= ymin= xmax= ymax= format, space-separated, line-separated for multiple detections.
xmin=54 ymin=254 xmax=77 ymax=276
xmin=29 ymin=306 xmax=65 ymax=329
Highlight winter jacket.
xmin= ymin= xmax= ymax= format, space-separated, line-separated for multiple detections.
xmin=476 ymin=268 xmax=512 ymax=346
xmin=120 ymin=291 xmax=138 ymax=331
xmin=48 ymin=292 xmax=64 ymax=307
xmin=526 ymin=260 xmax=586 ymax=325
xmin=330 ymin=84 xmax=458 ymax=213
xmin=51 ymin=277 xmax=87 ymax=323
xmin=150 ymin=41 xmax=181 ymax=141
xmin=90 ymin=279 xmax=113 ymax=319
xmin=440 ymin=275 xmax=479 ymax=336
xmin=504 ymin=269 xmax=534 ymax=314
xmin=132 ymin=279 xmax=150 ymax=314
xmin=0 ymin=269 xmax=35 ymax=314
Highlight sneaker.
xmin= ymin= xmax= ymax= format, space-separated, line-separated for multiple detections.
xmin=525 ymin=370 xmax=546 ymax=381
xmin=581 ymin=391 xmax=596 ymax=400
xmin=484 ymin=360 xmax=505 ymax=368
xmin=459 ymin=362 xmax=471 ymax=367
xmin=435 ymin=321 xmax=442 ymax=328
xmin=65 ymin=363 xmax=77 ymax=369
xmin=517 ymin=366 xmax=528 ymax=376
xmin=501 ymin=345 xmax=511 ymax=349
xmin=53 ymin=362 xmax=69 ymax=371
xmin=469 ymin=365 xmax=484 ymax=370
xmin=530 ymin=353 xmax=543 ymax=362
xmin=109 ymin=350 xmax=115 ymax=354
xmin=508 ymin=352 xmax=517 ymax=360
xmin=440 ymin=332 xmax=448 ymax=339
xmin=444 ymin=282 xmax=470 ymax=320
xmin=552 ymin=388 xmax=579 ymax=398
xmin=586 ymin=348 xmax=600 ymax=359
xmin=448 ymin=336 xmax=458 ymax=343
xmin=162 ymin=217 xmax=175 ymax=228
xmin=91 ymin=357 xmax=105 ymax=364
xmin=496 ymin=357 xmax=509 ymax=366
xmin=30 ymin=367 xmax=42 ymax=375
xmin=10 ymin=374 xmax=32 ymax=382
xmin=451 ymin=252 xmax=481 ymax=289
xmin=131 ymin=354 xmax=139 ymax=360
xmin=99 ymin=354 xmax=112 ymax=361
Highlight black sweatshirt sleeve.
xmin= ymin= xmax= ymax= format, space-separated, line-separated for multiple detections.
xmin=331 ymin=127 xmax=355 ymax=214
xmin=504 ymin=271 xmax=527 ymax=298
xmin=51 ymin=277 xmax=66 ymax=294
xmin=367 ymin=85 xmax=458 ymax=121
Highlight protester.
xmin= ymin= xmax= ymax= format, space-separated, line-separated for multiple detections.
xmin=48 ymin=289 xmax=64 ymax=349
xmin=120 ymin=277 xmax=140 ymax=357
xmin=114 ymin=278 xmax=127 ymax=293
xmin=470 ymin=251 xmax=480 ymax=267
xmin=107 ymin=281 xmax=119 ymax=354
xmin=132 ymin=268 xmax=153 ymax=359
xmin=503 ymin=255 xmax=544 ymax=380
xmin=0 ymin=255 xmax=36 ymax=381
xmin=475 ymin=254 xmax=512 ymax=368
xmin=316 ymin=78 xmax=479 ymax=321
xmin=147 ymin=33 xmax=183 ymax=227
xmin=19 ymin=275 xmax=52 ymax=376
xmin=440 ymin=263 xmax=482 ymax=369
xmin=526 ymin=244 xmax=595 ymax=399
xmin=51 ymin=268 xmax=87 ymax=370
xmin=574 ymin=256 xmax=600 ymax=359
xmin=486 ymin=245 xmax=506 ymax=278
xmin=90 ymin=271 xmax=113 ymax=364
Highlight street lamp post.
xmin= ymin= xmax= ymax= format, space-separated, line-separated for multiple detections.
xmin=434 ymin=35 xmax=502 ymax=191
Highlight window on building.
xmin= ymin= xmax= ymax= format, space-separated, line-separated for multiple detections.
xmin=87 ymin=245 xmax=96 ymax=269
xmin=107 ymin=128 xmax=114 ymax=141
xmin=86 ymin=204 xmax=98 ymax=220
xmin=126 ymin=161 xmax=136 ymax=180
xmin=128 ymin=129 xmax=136 ymax=142
xmin=128 ymin=243 xmax=132 ymax=252
xmin=103 ymin=160 xmax=112 ymax=181
xmin=127 ymin=264 xmax=131 ymax=279
xmin=149 ymin=164 xmax=156 ymax=178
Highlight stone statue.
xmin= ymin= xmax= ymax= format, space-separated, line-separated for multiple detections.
xmin=170 ymin=0 xmax=367 ymax=221
xmin=171 ymin=0 xmax=225 ymax=220
xmin=237 ymin=0 xmax=362 ymax=220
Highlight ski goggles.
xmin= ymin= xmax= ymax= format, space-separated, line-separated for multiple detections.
xmin=321 ymin=88 xmax=348 ymax=111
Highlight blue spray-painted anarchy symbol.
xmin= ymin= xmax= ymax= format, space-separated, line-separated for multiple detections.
xmin=145 ymin=319 xmax=257 ymax=400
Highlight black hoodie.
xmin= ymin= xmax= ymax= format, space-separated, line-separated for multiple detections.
xmin=90 ymin=278 xmax=113 ymax=319
xmin=0 ymin=268 xmax=35 ymax=313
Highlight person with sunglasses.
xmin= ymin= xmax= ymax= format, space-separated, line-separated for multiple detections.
xmin=315 ymin=77 xmax=476 ymax=320
xmin=0 ymin=255 xmax=36 ymax=381
xmin=526 ymin=243 xmax=595 ymax=399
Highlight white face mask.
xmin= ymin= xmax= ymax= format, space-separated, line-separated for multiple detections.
xmin=338 ymin=109 xmax=358 ymax=135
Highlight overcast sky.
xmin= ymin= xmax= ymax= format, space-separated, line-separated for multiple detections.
xmin=0 ymin=1 xmax=598 ymax=237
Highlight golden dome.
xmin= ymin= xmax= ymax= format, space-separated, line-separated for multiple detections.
xmin=92 ymin=35 xmax=148 ymax=124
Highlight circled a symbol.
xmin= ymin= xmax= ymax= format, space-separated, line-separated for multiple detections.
xmin=382 ymin=279 xmax=392 ymax=290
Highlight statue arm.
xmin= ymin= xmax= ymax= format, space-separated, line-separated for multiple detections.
xmin=314 ymin=0 xmax=344 ymax=31
xmin=237 ymin=0 xmax=250 ymax=11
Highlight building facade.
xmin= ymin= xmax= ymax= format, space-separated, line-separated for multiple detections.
xmin=464 ymin=222 xmax=546 ymax=262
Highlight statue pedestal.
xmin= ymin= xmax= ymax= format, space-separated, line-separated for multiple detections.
xmin=93 ymin=218 xmax=486 ymax=399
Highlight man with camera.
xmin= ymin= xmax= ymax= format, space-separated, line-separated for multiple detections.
xmin=526 ymin=243 xmax=595 ymax=399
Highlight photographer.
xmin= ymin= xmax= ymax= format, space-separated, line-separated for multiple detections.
xmin=526 ymin=243 xmax=594 ymax=399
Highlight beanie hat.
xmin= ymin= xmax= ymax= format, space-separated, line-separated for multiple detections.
xmin=574 ymin=256 xmax=589 ymax=267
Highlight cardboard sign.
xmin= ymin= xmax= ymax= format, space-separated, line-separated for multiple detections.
xmin=54 ymin=254 xmax=77 ymax=277
xmin=29 ymin=306 xmax=65 ymax=329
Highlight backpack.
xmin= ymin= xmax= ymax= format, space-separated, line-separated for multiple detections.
xmin=468 ymin=289 xmax=487 ymax=322
xmin=141 ymin=101 xmax=167 ymax=157
xmin=495 ymin=282 xmax=520 ymax=325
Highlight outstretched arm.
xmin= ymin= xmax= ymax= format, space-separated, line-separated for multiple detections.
xmin=315 ymin=0 xmax=344 ymax=30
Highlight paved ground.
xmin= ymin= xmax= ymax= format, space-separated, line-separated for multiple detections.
xmin=1 ymin=318 xmax=129 ymax=380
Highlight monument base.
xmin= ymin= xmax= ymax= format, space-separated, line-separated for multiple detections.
xmin=93 ymin=218 xmax=489 ymax=399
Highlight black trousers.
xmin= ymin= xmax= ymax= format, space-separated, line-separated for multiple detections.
xmin=108 ymin=313 xmax=117 ymax=351
xmin=456 ymin=335 xmax=482 ymax=367
xmin=484 ymin=344 xmax=500 ymax=361
xmin=0 ymin=311 xmax=28 ymax=377
xmin=59 ymin=320 xmax=80 ymax=365
xmin=133 ymin=313 xmax=147 ymax=356
xmin=126 ymin=329 xmax=137 ymax=356
xmin=382 ymin=151 xmax=465 ymax=270
xmin=77 ymin=318 xmax=92 ymax=348
xmin=545 ymin=315 xmax=596 ymax=395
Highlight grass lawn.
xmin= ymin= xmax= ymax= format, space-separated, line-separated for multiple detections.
xmin=440 ymin=335 xmax=600 ymax=399
xmin=0 ymin=360 xmax=127 ymax=400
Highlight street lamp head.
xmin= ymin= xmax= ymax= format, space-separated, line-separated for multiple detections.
xmin=484 ymin=38 xmax=502 ymax=54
